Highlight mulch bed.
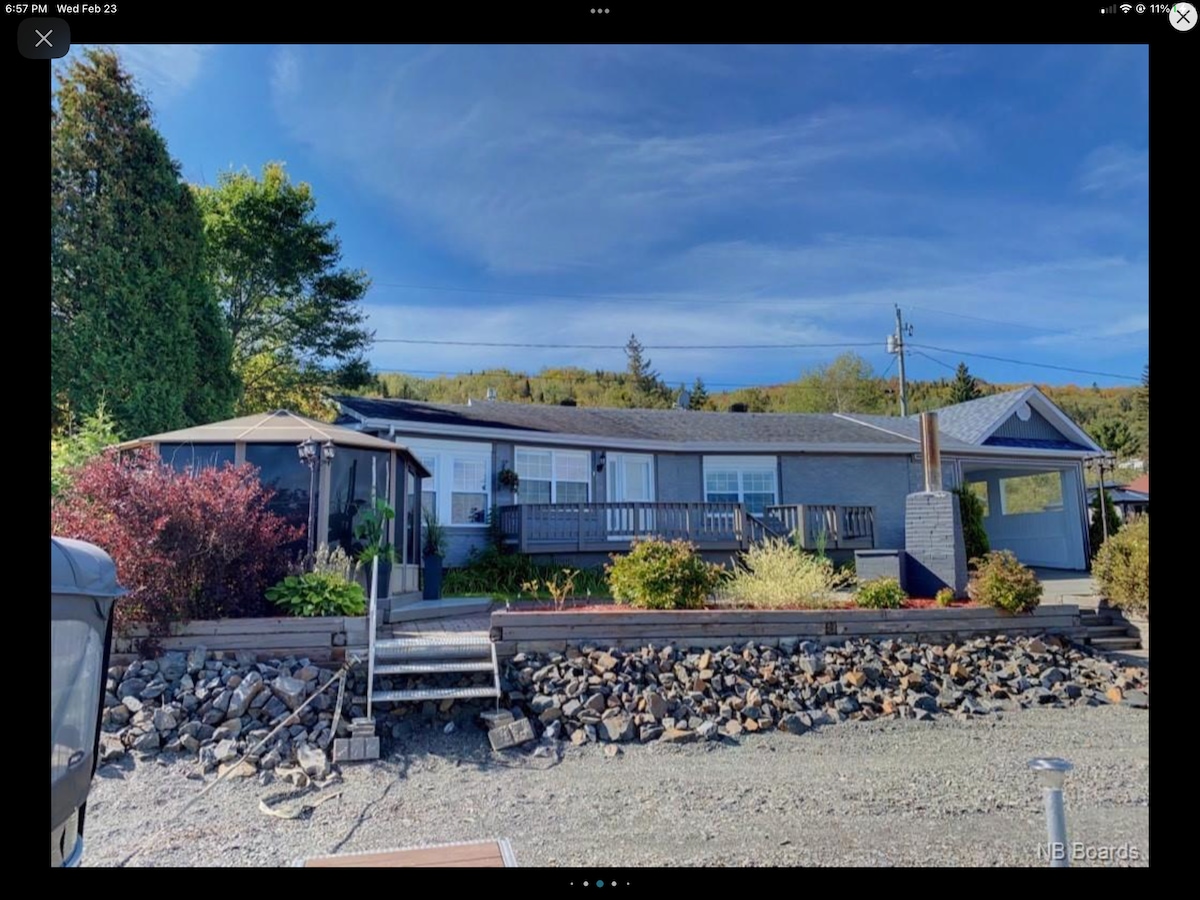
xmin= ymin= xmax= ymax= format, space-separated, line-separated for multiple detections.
xmin=500 ymin=597 xmax=978 ymax=613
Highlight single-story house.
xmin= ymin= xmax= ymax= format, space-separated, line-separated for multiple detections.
xmin=1087 ymin=479 xmax=1149 ymax=522
xmin=332 ymin=385 xmax=1102 ymax=572
xmin=123 ymin=410 xmax=431 ymax=595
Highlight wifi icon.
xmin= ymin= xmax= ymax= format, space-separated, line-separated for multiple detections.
xmin=1120 ymin=3 xmax=1133 ymax=10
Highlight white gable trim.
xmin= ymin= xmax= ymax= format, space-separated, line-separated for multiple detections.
xmin=977 ymin=387 xmax=1102 ymax=452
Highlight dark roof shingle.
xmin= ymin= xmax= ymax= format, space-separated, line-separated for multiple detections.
xmin=334 ymin=396 xmax=918 ymax=446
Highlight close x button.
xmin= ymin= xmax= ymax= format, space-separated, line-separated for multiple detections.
xmin=18 ymin=17 xmax=71 ymax=60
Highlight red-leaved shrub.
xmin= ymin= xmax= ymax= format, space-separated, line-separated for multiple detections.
xmin=51 ymin=448 xmax=302 ymax=634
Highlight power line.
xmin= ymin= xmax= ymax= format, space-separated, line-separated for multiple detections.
xmin=908 ymin=343 xmax=1140 ymax=382
xmin=907 ymin=305 xmax=1085 ymax=337
xmin=369 ymin=280 xmax=879 ymax=308
xmin=370 ymin=337 xmax=879 ymax=351
xmin=909 ymin=349 xmax=958 ymax=372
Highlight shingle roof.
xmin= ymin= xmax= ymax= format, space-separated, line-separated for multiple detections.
xmin=334 ymin=396 xmax=919 ymax=446
xmin=1125 ymin=474 xmax=1149 ymax=494
xmin=123 ymin=410 xmax=431 ymax=477
xmin=832 ymin=413 xmax=977 ymax=452
xmin=924 ymin=388 xmax=1028 ymax=444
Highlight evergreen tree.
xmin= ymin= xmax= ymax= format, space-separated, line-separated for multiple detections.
xmin=52 ymin=49 xmax=236 ymax=436
xmin=521 ymin=378 xmax=533 ymax=399
xmin=688 ymin=377 xmax=711 ymax=410
xmin=1089 ymin=489 xmax=1123 ymax=557
xmin=948 ymin=362 xmax=982 ymax=404
xmin=1137 ymin=363 xmax=1149 ymax=466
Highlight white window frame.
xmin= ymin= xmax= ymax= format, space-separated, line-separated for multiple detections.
xmin=702 ymin=456 xmax=779 ymax=513
xmin=405 ymin=440 xmax=492 ymax=528
xmin=515 ymin=446 xmax=592 ymax=504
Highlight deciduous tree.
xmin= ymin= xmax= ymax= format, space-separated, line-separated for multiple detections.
xmin=194 ymin=163 xmax=374 ymax=414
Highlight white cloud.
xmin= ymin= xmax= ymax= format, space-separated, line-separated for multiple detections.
xmin=1078 ymin=144 xmax=1148 ymax=196
xmin=269 ymin=46 xmax=973 ymax=275
xmin=105 ymin=45 xmax=216 ymax=101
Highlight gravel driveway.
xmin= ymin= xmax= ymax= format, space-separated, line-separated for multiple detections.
xmin=84 ymin=704 xmax=1148 ymax=867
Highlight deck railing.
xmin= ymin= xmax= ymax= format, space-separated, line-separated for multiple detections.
xmin=498 ymin=501 xmax=749 ymax=553
xmin=764 ymin=504 xmax=876 ymax=550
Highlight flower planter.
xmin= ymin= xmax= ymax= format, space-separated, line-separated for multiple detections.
xmin=422 ymin=554 xmax=444 ymax=600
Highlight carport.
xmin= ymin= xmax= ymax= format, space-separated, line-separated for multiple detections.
xmin=959 ymin=460 xmax=1090 ymax=570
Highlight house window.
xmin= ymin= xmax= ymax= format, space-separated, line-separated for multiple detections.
xmin=405 ymin=441 xmax=491 ymax=528
xmin=999 ymin=472 xmax=1063 ymax=515
xmin=419 ymin=457 xmax=437 ymax=519
xmin=703 ymin=456 xmax=778 ymax=515
xmin=451 ymin=457 xmax=488 ymax=525
xmin=515 ymin=447 xmax=591 ymax=504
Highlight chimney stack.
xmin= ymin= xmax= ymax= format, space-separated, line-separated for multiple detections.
xmin=919 ymin=411 xmax=942 ymax=492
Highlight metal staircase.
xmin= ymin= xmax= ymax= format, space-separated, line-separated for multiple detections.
xmin=369 ymin=634 xmax=501 ymax=708
xmin=363 ymin=559 xmax=500 ymax=719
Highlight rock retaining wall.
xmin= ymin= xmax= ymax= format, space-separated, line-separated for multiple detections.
xmin=501 ymin=633 xmax=1149 ymax=747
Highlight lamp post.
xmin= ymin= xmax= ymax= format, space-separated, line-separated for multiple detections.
xmin=1028 ymin=757 xmax=1073 ymax=867
xmin=297 ymin=440 xmax=337 ymax=561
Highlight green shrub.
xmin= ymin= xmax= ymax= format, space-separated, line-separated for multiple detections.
xmin=266 ymin=571 xmax=366 ymax=617
xmin=855 ymin=577 xmax=906 ymax=609
xmin=718 ymin=538 xmax=844 ymax=609
xmin=1093 ymin=516 xmax=1148 ymax=615
xmin=606 ymin=538 xmax=722 ymax=610
xmin=968 ymin=550 xmax=1042 ymax=613
xmin=442 ymin=546 xmax=607 ymax=598
xmin=1088 ymin=490 xmax=1123 ymax=557
xmin=935 ymin=586 xmax=956 ymax=607
xmin=953 ymin=486 xmax=990 ymax=564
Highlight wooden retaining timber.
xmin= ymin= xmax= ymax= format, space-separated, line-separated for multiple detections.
xmin=489 ymin=606 xmax=1083 ymax=656
xmin=111 ymin=615 xmax=370 ymax=663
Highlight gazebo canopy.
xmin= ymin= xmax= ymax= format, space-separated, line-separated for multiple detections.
xmin=122 ymin=409 xmax=430 ymax=477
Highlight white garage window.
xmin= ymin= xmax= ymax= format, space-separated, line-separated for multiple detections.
xmin=515 ymin=447 xmax=591 ymax=504
xmin=999 ymin=472 xmax=1063 ymax=515
xmin=703 ymin=456 xmax=778 ymax=515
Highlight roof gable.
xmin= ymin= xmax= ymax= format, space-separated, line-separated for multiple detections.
xmin=930 ymin=387 xmax=1101 ymax=452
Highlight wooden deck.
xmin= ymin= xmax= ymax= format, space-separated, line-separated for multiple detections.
xmin=497 ymin=501 xmax=875 ymax=554
xmin=298 ymin=839 xmax=517 ymax=868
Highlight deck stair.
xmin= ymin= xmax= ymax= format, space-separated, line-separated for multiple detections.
xmin=1080 ymin=607 xmax=1141 ymax=652
xmin=369 ymin=632 xmax=501 ymax=707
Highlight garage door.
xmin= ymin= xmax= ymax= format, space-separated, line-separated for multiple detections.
xmin=967 ymin=468 xmax=1087 ymax=570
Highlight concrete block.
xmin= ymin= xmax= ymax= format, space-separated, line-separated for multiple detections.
xmin=332 ymin=738 xmax=352 ymax=763
xmin=488 ymin=717 xmax=537 ymax=751
xmin=481 ymin=709 xmax=515 ymax=730
xmin=363 ymin=737 xmax=380 ymax=760
xmin=349 ymin=737 xmax=365 ymax=761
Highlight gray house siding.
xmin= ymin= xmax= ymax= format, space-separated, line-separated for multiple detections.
xmin=990 ymin=408 xmax=1065 ymax=442
xmin=655 ymin=453 xmax=703 ymax=501
xmin=779 ymin=454 xmax=916 ymax=550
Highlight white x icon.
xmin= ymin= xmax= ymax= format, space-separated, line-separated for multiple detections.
xmin=1172 ymin=2 xmax=1197 ymax=30
xmin=35 ymin=29 xmax=54 ymax=48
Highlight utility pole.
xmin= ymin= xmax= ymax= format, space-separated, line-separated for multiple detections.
xmin=887 ymin=305 xmax=913 ymax=416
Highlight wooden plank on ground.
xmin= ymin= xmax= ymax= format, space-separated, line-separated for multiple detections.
xmin=118 ymin=616 xmax=350 ymax=638
xmin=302 ymin=841 xmax=508 ymax=868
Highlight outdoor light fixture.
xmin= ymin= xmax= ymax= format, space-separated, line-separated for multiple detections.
xmin=297 ymin=438 xmax=333 ymax=559
xmin=596 ymin=451 xmax=606 ymax=473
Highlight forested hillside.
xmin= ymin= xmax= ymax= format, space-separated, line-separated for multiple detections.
xmin=368 ymin=351 xmax=1149 ymax=466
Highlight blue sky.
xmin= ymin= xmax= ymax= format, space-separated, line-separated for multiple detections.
xmin=73 ymin=44 xmax=1148 ymax=391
